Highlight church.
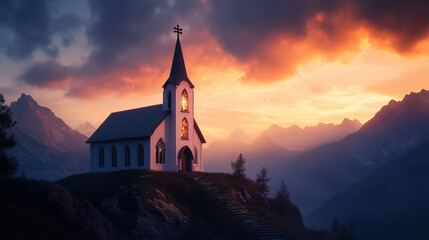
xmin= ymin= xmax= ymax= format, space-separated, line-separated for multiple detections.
xmin=87 ymin=25 xmax=206 ymax=172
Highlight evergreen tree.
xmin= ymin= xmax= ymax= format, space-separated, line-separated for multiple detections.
xmin=347 ymin=220 xmax=356 ymax=240
xmin=275 ymin=180 xmax=290 ymax=201
xmin=0 ymin=94 xmax=17 ymax=178
xmin=331 ymin=217 xmax=340 ymax=239
xmin=339 ymin=223 xmax=347 ymax=240
xmin=274 ymin=180 xmax=290 ymax=214
xmin=231 ymin=153 xmax=246 ymax=179
xmin=256 ymin=167 xmax=270 ymax=196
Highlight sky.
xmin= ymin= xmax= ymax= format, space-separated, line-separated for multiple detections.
xmin=1 ymin=0 xmax=429 ymax=143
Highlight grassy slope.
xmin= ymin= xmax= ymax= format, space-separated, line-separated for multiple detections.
xmin=208 ymin=173 xmax=332 ymax=240
xmin=58 ymin=170 xmax=332 ymax=240
xmin=57 ymin=170 xmax=256 ymax=240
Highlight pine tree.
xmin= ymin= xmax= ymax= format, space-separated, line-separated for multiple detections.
xmin=339 ymin=223 xmax=347 ymax=240
xmin=331 ymin=217 xmax=340 ymax=239
xmin=347 ymin=220 xmax=356 ymax=240
xmin=274 ymin=180 xmax=290 ymax=214
xmin=0 ymin=94 xmax=17 ymax=179
xmin=275 ymin=180 xmax=290 ymax=201
xmin=256 ymin=167 xmax=270 ymax=196
xmin=231 ymin=153 xmax=246 ymax=179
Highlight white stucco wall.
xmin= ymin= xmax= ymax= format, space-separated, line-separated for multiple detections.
xmin=89 ymin=138 xmax=150 ymax=172
xmin=89 ymin=79 xmax=205 ymax=173
xmin=150 ymin=119 xmax=175 ymax=171
xmin=193 ymin=127 xmax=204 ymax=172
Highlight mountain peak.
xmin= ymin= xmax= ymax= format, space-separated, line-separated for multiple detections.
xmin=401 ymin=88 xmax=429 ymax=105
xmin=17 ymin=93 xmax=38 ymax=106
xmin=363 ymin=88 xmax=429 ymax=134
xmin=340 ymin=118 xmax=362 ymax=128
xmin=10 ymin=94 xmax=87 ymax=153
xmin=76 ymin=121 xmax=96 ymax=137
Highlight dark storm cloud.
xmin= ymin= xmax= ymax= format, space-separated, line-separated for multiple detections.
xmin=83 ymin=0 xmax=204 ymax=73
xmin=13 ymin=0 xmax=429 ymax=97
xmin=0 ymin=0 xmax=83 ymax=60
xmin=208 ymin=0 xmax=429 ymax=60
xmin=0 ymin=0 xmax=53 ymax=60
xmin=207 ymin=0 xmax=339 ymax=59
xmin=17 ymin=60 xmax=71 ymax=87
xmin=18 ymin=0 xmax=206 ymax=98
xmin=355 ymin=0 xmax=429 ymax=51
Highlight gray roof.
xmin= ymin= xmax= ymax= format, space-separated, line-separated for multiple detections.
xmin=86 ymin=104 xmax=170 ymax=143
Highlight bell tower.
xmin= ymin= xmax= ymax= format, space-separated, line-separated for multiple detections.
xmin=162 ymin=25 xmax=196 ymax=171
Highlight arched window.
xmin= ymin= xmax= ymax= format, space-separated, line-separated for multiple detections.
xmin=138 ymin=144 xmax=144 ymax=166
xmin=193 ymin=147 xmax=198 ymax=164
xmin=125 ymin=145 xmax=130 ymax=167
xmin=167 ymin=91 xmax=172 ymax=109
xmin=181 ymin=89 xmax=188 ymax=111
xmin=99 ymin=146 xmax=104 ymax=167
xmin=111 ymin=146 xmax=117 ymax=167
xmin=181 ymin=118 xmax=188 ymax=139
xmin=156 ymin=138 xmax=165 ymax=164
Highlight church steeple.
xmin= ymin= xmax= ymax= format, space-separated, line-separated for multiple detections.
xmin=163 ymin=25 xmax=194 ymax=89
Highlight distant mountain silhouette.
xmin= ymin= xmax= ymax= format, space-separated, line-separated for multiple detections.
xmin=204 ymin=135 xmax=300 ymax=179
xmin=8 ymin=93 xmax=88 ymax=180
xmin=306 ymin=139 xmax=429 ymax=240
xmin=261 ymin=118 xmax=362 ymax=150
xmin=204 ymin=119 xmax=361 ymax=194
xmin=279 ymin=89 xmax=429 ymax=215
xmin=75 ymin=121 xmax=96 ymax=137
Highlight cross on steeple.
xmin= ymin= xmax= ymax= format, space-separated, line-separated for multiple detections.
xmin=174 ymin=24 xmax=182 ymax=38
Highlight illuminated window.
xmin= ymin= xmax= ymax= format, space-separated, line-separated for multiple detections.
xmin=99 ymin=146 xmax=104 ymax=167
xmin=156 ymin=138 xmax=165 ymax=164
xmin=125 ymin=145 xmax=130 ymax=167
xmin=111 ymin=146 xmax=117 ymax=167
xmin=181 ymin=118 xmax=188 ymax=139
xmin=181 ymin=89 xmax=188 ymax=111
xmin=138 ymin=144 xmax=144 ymax=166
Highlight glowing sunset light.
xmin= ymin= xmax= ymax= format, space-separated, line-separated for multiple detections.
xmin=0 ymin=0 xmax=428 ymax=144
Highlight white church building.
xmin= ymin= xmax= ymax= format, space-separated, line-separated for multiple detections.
xmin=87 ymin=26 xmax=206 ymax=172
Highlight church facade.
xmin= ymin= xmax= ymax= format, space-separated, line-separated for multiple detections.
xmin=87 ymin=27 xmax=206 ymax=172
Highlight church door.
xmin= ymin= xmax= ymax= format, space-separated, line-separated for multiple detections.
xmin=179 ymin=146 xmax=193 ymax=172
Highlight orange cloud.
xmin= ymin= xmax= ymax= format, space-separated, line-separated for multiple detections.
xmin=366 ymin=67 xmax=429 ymax=98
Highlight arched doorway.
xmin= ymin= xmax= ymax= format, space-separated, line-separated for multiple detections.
xmin=179 ymin=146 xmax=193 ymax=172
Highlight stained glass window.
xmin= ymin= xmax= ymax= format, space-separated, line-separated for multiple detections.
xmin=181 ymin=118 xmax=188 ymax=139
xmin=156 ymin=139 xmax=165 ymax=164
xmin=181 ymin=89 xmax=188 ymax=111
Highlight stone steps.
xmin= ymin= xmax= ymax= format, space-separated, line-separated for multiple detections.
xmin=184 ymin=172 xmax=286 ymax=240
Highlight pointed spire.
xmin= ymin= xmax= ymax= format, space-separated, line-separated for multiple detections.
xmin=163 ymin=25 xmax=194 ymax=89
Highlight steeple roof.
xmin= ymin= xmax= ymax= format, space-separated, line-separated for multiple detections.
xmin=163 ymin=37 xmax=194 ymax=89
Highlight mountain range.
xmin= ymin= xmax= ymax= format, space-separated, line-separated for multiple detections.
xmin=204 ymin=118 xmax=362 ymax=175
xmin=204 ymin=89 xmax=429 ymax=217
xmin=279 ymin=89 xmax=429 ymax=215
xmin=306 ymin=138 xmax=429 ymax=240
xmin=261 ymin=118 xmax=362 ymax=150
xmin=75 ymin=121 xmax=96 ymax=137
xmin=8 ymin=93 xmax=89 ymax=181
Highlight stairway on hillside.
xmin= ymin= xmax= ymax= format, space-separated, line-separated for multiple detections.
xmin=184 ymin=172 xmax=285 ymax=240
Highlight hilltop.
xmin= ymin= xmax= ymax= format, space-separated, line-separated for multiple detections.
xmin=0 ymin=171 xmax=332 ymax=240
